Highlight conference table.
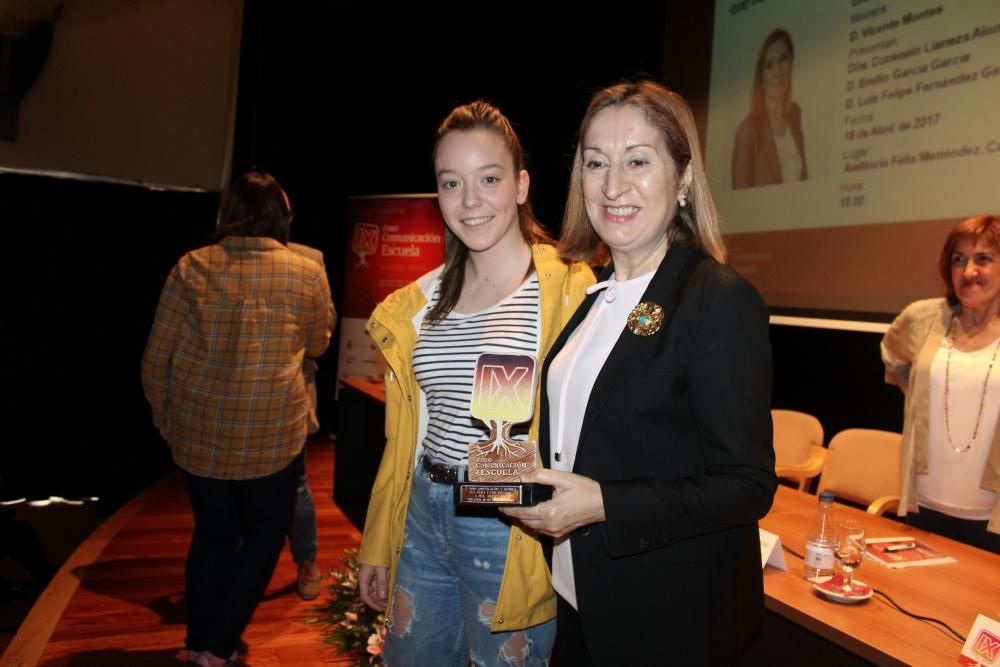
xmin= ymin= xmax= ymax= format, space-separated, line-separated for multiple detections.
xmin=760 ymin=486 xmax=1000 ymax=665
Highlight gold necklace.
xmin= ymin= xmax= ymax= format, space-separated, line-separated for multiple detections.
xmin=944 ymin=318 xmax=1000 ymax=454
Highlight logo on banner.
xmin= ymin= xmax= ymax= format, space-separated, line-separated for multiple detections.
xmin=974 ymin=629 xmax=1000 ymax=663
xmin=352 ymin=223 xmax=380 ymax=266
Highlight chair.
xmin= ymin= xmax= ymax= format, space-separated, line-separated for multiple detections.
xmin=817 ymin=429 xmax=902 ymax=516
xmin=772 ymin=410 xmax=826 ymax=492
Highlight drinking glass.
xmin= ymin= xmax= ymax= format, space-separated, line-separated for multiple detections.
xmin=834 ymin=519 xmax=866 ymax=593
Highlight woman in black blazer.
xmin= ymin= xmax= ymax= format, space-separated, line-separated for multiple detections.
xmin=504 ymin=81 xmax=776 ymax=665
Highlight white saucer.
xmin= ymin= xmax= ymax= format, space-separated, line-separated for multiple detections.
xmin=811 ymin=576 xmax=873 ymax=604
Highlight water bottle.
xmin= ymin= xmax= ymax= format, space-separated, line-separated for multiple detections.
xmin=804 ymin=491 xmax=836 ymax=580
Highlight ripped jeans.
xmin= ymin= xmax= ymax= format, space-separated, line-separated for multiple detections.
xmin=384 ymin=467 xmax=554 ymax=667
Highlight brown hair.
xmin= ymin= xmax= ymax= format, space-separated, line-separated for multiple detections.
xmin=215 ymin=172 xmax=292 ymax=244
xmin=558 ymin=81 xmax=726 ymax=264
xmin=751 ymin=29 xmax=794 ymax=120
xmin=426 ymin=101 xmax=553 ymax=323
xmin=938 ymin=214 xmax=1000 ymax=307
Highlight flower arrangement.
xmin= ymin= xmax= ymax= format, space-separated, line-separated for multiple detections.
xmin=312 ymin=548 xmax=387 ymax=665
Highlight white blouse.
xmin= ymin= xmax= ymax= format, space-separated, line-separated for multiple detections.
xmin=920 ymin=337 xmax=1000 ymax=520
xmin=774 ymin=128 xmax=803 ymax=183
xmin=547 ymin=270 xmax=655 ymax=609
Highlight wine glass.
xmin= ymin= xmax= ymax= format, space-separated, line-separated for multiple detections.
xmin=834 ymin=519 xmax=866 ymax=593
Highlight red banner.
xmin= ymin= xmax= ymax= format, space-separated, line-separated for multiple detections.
xmin=337 ymin=195 xmax=446 ymax=384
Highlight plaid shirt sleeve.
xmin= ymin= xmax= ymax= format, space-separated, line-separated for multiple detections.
xmin=303 ymin=267 xmax=334 ymax=359
xmin=141 ymin=262 xmax=189 ymax=437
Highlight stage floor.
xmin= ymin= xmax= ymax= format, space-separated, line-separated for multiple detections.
xmin=4 ymin=440 xmax=363 ymax=666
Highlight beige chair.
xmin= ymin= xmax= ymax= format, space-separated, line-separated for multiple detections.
xmin=817 ymin=428 xmax=902 ymax=516
xmin=772 ymin=410 xmax=826 ymax=492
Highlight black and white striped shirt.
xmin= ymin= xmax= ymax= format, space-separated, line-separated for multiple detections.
xmin=413 ymin=274 xmax=540 ymax=465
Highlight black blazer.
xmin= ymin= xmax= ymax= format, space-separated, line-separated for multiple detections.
xmin=540 ymin=243 xmax=776 ymax=665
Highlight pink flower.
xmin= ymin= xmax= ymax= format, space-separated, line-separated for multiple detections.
xmin=366 ymin=626 xmax=387 ymax=656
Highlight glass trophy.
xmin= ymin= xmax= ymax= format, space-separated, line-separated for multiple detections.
xmin=455 ymin=353 xmax=552 ymax=507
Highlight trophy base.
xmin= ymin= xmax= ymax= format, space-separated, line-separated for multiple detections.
xmin=454 ymin=481 xmax=552 ymax=507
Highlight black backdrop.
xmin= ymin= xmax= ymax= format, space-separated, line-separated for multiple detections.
xmin=2 ymin=1 xmax=902 ymax=515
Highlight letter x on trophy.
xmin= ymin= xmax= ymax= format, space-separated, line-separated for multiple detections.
xmin=455 ymin=353 xmax=552 ymax=507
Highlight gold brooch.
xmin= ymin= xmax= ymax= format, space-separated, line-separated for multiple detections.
xmin=627 ymin=301 xmax=664 ymax=336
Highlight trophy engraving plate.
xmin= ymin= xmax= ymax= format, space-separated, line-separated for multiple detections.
xmin=457 ymin=485 xmax=522 ymax=505
xmin=455 ymin=353 xmax=551 ymax=507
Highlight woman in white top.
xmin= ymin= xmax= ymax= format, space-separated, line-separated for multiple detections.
xmin=505 ymin=81 xmax=775 ymax=665
xmin=882 ymin=214 xmax=1000 ymax=553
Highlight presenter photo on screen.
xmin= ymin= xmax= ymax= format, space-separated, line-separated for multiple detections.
xmin=732 ymin=29 xmax=807 ymax=190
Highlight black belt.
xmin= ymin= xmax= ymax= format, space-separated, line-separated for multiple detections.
xmin=421 ymin=455 xmax=461 ymax=484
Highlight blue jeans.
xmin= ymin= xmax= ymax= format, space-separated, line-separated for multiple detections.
xmin=384 ymin=467 xmax=555 ymax=667
xmin=288 ymin=463 xmax=318 ymax=564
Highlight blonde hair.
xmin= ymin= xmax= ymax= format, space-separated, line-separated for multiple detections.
xmin=559 ymin=81 xmax=726 ymax=264
xmin=751 ymin=29 xmax=794 ymax=119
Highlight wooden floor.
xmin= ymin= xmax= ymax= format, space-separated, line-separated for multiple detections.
xmin=2 ymin=441 xmax=363 ymax=666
